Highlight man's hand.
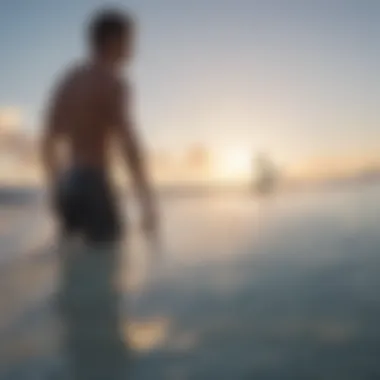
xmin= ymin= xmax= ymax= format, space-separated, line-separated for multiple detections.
xmin=141 ymin=196 xmax=159 ymax=240
xmin=140 ymin=193 xmax=161 ymax=262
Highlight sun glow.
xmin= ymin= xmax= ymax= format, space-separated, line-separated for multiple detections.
xmin=215 ymin=149 xmax=252 ymax=181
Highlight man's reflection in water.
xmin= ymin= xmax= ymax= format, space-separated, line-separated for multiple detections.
xmin=58 ymin=241 xmax=129 ymax=380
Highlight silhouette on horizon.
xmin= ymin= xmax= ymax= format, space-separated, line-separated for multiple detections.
xmin=252 ymin=153 xmax=279 ymax=196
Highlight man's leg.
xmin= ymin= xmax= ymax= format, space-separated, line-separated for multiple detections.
xmin=59 ymin=240 xmax=129 ymax=379
xmin=59 ymin=175 xmax=128 ymax=379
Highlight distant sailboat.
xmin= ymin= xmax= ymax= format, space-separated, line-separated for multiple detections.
xmin=252 ymin=154 xmax=278 ymax=195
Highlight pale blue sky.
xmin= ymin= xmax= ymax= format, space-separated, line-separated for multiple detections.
xmin=0 ymin=0 xmax=379 ymax=167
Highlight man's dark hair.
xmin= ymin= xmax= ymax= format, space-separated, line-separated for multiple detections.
xmin=89 ymin=9 xmax=133 ymax=51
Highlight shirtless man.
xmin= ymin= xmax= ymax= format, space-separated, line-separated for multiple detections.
xmin=41 ymin=9 xmax=157 ymax=244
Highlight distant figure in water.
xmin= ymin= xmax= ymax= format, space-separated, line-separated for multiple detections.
xmin=253 ymin=153 xmax=279 ymax=196
xmin=41 ymin=8 xmax=158 ymax=379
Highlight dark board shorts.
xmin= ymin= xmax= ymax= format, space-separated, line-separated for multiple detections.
xmin=54 ymin=166 xmax=122 ymax=244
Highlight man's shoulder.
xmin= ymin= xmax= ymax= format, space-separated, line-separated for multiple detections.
xmin=53 ymin=61 xmax=84 ymax=90
xmin=61 ymin=60 xmax=83 ymax=77
xmin=105 ymin=74 xmax=132 ymax=102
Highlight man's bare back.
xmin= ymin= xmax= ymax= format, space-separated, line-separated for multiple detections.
xmin=48 ymin=63 xmax=124 ymax=170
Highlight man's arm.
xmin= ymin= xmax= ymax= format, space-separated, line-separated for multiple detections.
xmin=112 ymin=80 xmax=157 ymax=232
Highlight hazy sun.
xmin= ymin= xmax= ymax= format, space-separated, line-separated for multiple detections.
xmin=215 ymin=149 xmax=252 ymax=181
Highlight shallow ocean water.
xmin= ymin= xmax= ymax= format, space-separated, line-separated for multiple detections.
xmin=0 ymin=183 xmax=379 ymax=379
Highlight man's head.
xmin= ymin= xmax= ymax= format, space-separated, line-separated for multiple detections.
xmin=88 ymin=9 xmax=134 ymax=66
